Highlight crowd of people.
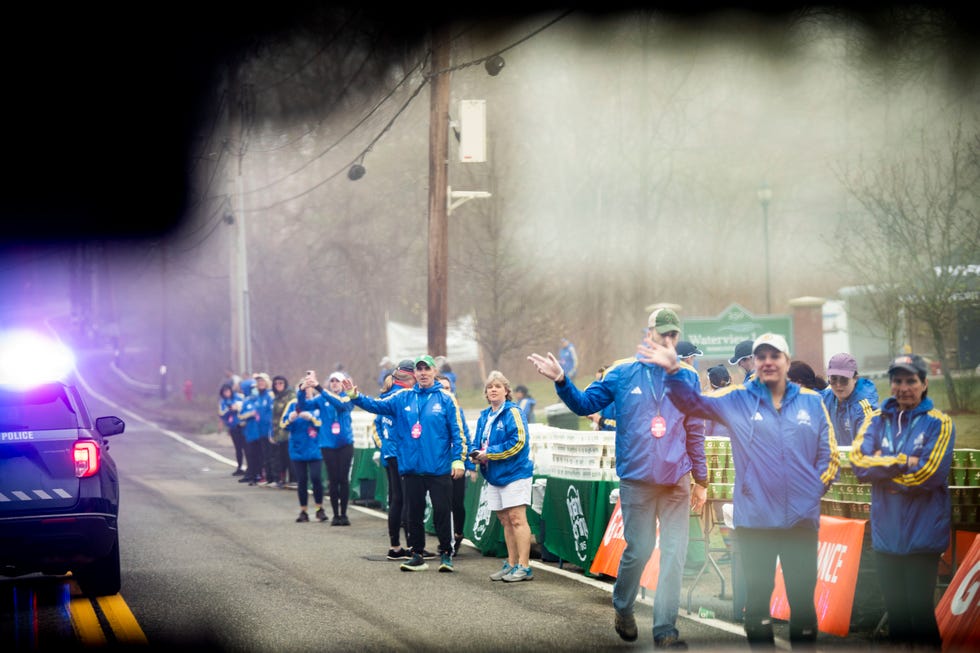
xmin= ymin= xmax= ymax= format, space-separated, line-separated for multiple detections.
xmin=216 ymin=314 xmax=955 ymax=650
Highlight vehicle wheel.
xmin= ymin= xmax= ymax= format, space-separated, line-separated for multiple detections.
xmin=76 ymin=537 xmax=121 ymax=596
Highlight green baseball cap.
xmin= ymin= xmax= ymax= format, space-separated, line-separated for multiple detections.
xmin=647 ymin=308 xmax=681 ymax=335
xmin=414 ymin=355 xmax=436 ymax=369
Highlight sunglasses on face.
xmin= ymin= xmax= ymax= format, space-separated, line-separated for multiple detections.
xmin=828 ymin=376 xmax=853 ymax=386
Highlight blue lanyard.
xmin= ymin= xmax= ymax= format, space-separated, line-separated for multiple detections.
xmin=643 ymin=366 xmax=666 ymax=416
xmin=415 ymin=392 xmax=433 ymax=424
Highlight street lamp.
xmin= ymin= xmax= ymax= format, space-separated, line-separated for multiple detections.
xmin=757 ymin=182 xmax=773 ymax=314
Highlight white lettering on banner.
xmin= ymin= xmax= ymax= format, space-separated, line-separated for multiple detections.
xmin=566 ymin=485 xmax=590 ymax=562
xmin=602 ymin=506 xmax=625 ymax=545
xmin=1 ymin=431 xmax=34 ymax=441
xmin=473 ymin=482 xmax=494 ymax=540
xmin=817 ymin=541 xmax=848 ymax=583
xmin=950 ymin=561 xmax=980 ymax=616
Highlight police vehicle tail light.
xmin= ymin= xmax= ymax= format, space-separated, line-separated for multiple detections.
xmin=73 ymin=440 xmax=101 ymax=478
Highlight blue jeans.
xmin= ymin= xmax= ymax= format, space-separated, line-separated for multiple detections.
xmin=613 ymin=477 xmax=690 ymax=641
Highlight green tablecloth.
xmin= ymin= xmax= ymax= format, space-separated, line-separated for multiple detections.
xmin=349 ymin=447 xmax=388 ymax=508
xmin=539 ymin=476 xmax=617 ymax=574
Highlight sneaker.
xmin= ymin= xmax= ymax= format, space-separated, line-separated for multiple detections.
xmin=296 ymin=511 xmax=310 ymax=523
xmin=261 ymin=480 xmax=275 ymax=487
xmin=654 ymin=635 xmax=688 ymax=650
xmin=238 ymin=475 xmax=252 ymax=483
xmin=421 ymin=549 xmax=437 ymax=559
xmin=248 ymin=479 xmax=258 ymax=486
xmin=502 ymin=565 xmax=533 ymax=582
xmin=453 ymin=534 xmax=464 ymax=557
xmin=400 ymin=553 xmax=428 ymax=572
xmin=489 ymin=562 xmax=514 ymax=581
xmin=331 ymin=515 xmax=342 ymax=526
xmin=386 ymin=547 xmax=411 ymax=561
xmin=315 ymin=508 xmax=327 ymax=522
xmin=615 ymin=613 xmax=638 ymax=642
xmin=438 ymin=553 xmax=454 ymax=573
xmin=232 ymin=468 xmax=245 ymax=476
xmin=338 ymin=515 xmax=350 ymax=526
xmin=275 ymin=481 xmax=285 ymax=489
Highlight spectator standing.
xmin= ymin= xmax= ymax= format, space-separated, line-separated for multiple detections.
xmin=676 ymin=341 xmax=703 ymax=371
xmin=437 ymin=374 xmax=475 ymax=556
xmin=528 ymin=308 xmax=707 ymax=649
xmin=558 ymin=337 xmax=579 ymax=382
xmin=218 ymin=382 xmax=246 ymax=476
xmin=472 ymin=370 xmax=535 ymax=583
xmin=728 ymin=339 xmax=755 ymax=383
xmin=369 ymin=360 xmax=415 ymax=560
xmin=821 ymin=352 xmax=879 ymax=447
xmin=513 ymin=385 xmax=537 ymax=424
xmin=252 ymin=373 xmax=276 ymax=486
xmin=270 ymin=375 xmax=295 ymax=488
xmin=299 ymin=371 xmax=355 ymax=526
xmin=850 ymin=354 xmax=954 ymax=650
xmin=638 ymin=332 xmax=839 ymax=648
xmin=436 ymin=356 xmax=457 ymax=393
xmin=343 ymin=355 xmax=467 ymax=573
xmin=281 ymin=388 xmax=326 ymax=522
xmin=587 ymin=367 xmax=617 ymax=431
xmin=237 ymin=378 xmax=265 ymax=486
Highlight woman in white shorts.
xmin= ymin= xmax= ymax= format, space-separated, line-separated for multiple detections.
xmin=471 ymin=370 xmax=535 ymax=582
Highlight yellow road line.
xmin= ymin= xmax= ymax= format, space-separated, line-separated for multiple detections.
xmin=96 ymin=594 xmax=149 ymax=645
xmin=68 ymin=597 xmax=107 ymax=646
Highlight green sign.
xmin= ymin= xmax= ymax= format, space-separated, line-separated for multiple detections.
xmin=682 ymin=303 xmax=793 ymax=358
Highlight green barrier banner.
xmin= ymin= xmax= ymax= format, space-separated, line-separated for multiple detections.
xmin=463 ymin=477 xmax=510 ymax=557
xmin=540 ymin=476 xmax=616 ymax=572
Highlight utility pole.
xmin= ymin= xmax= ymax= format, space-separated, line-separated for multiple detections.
xmin=227 ymin=65 xmax=251 ymax=375
xmin=427 ymin=24 xmax=451 ymax=359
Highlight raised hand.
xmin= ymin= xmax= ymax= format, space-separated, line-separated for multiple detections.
xmin=637 ymin=334 xmax=679 ymax=371
xmin=527 ymin=352 xmax=564 ymax=381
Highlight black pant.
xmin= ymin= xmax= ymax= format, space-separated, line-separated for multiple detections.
xmin=451 ymin=474 xmax=466 ymax=538
xmin=268 ymin=441 xmax=289 ymax=482
xmin=244 ymin=439 xmax=264 ymax=481
xmin=228 ymin=425 xmax=246 ymax=469
xmin=321 ymin=444 xmax=354 ymax=518
xmin=738 ymin=526 xmax=818 ymax=648
xmin=291 ymin=459 xmax=323 ymax=508
xmin=385 ymin=458 xmax=408 ymax=547
xmin=875 ymin=551 xmax=942 ymax=649
xmin=403 ymin=474 xmax=452 ymax=555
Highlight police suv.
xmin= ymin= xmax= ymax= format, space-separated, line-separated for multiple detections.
xmin=0 ymin=330 xmax=125 ymax=596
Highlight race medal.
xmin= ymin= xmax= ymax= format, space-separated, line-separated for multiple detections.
xmin=331 ymin=422 xmax=340 ymax=435
xmin=411 ymin=422 xmax=422 ymax=439
xmin=650 ymin=415 xmax=667 ymax=438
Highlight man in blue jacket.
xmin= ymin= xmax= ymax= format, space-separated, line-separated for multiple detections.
xmin=821 ymin=352 xmax=879 ymax=446
xmin=528 ymin=308 xmax=707 ymax=650
xmin=344 ymin=355 xmax=467 ymax=574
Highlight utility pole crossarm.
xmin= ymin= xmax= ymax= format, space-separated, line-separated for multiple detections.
xmin=447 ymin=187 xmax=492 ymax=214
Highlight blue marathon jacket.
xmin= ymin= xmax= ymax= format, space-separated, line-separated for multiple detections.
xmin=370 ymin=384 xmax=405 ymax=468
xmin=474 ymin=400 xmax=534 ymax=487
xmin=218 ymin=391 xmax=243 ymax=429
xmin=556 ymin=357 xmax=707 ymax=486
xmin=850 ymin=396 xmax=954 ymax=555
xmin=666 ymin=374 xmax=839 ymax=531
xmin=298 ymin=387 xmax=354 ymax=449
xmin=821 ymin=377 xmax=879 ymax=447
xmin=280 ymin=397 xmax=322 ymax=462
xmin=352 ymin=383 xmax=467 ymax=476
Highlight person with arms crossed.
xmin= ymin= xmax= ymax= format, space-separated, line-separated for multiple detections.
xmin=528 ymin=308 xmax=707 ymax=650
xmin=638 ymin=332 xmax=839 ymax=649
xmin=850 ymin=354 xmax=953 ymax=651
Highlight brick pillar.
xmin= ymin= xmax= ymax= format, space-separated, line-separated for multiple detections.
xmin=789 ymin=296 xmax=825 ymax=371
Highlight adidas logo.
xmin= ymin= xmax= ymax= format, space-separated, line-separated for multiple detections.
xmin=752 ymin=412 xmax=763 ymax=421
xmin=404 ymin=406 xmax=413 ymax=412
xmin=630 ymin=386 xmax=642 ymax=395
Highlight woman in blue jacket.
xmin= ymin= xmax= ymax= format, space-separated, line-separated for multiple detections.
xmin=640 ymin=332 xmax=839 ymax=648
xmin=850 ymin=354 xmax=954 ymax=650
xmin=298 ymin=371 xmax=355 ymax=526
xmin=821 ymin=352 xmax=879 ymax=447
xmin=218 ymin=383 xmax=246 ymax=476
xmin=281 ymin=389 xmax=325 ymax=522
xmin=471 ymin=370 xmax=534 ymax=583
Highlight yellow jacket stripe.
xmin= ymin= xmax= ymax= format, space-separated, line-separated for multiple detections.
xmin=486 ymin=406 xmax=527 ymax=460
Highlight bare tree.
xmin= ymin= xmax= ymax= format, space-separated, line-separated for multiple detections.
xmin=836 ymin=121 xmax=980 ymax=411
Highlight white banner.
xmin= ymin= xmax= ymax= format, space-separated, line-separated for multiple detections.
xmin=385 ymin=315 xmax=479 ymax=363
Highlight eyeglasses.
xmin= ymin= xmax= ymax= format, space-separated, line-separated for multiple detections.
xmin=828 ymin=376 xmax=853 ymax=386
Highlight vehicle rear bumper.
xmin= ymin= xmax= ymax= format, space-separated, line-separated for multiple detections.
xmin=0 ymin=512 xmax=118 ymax=576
